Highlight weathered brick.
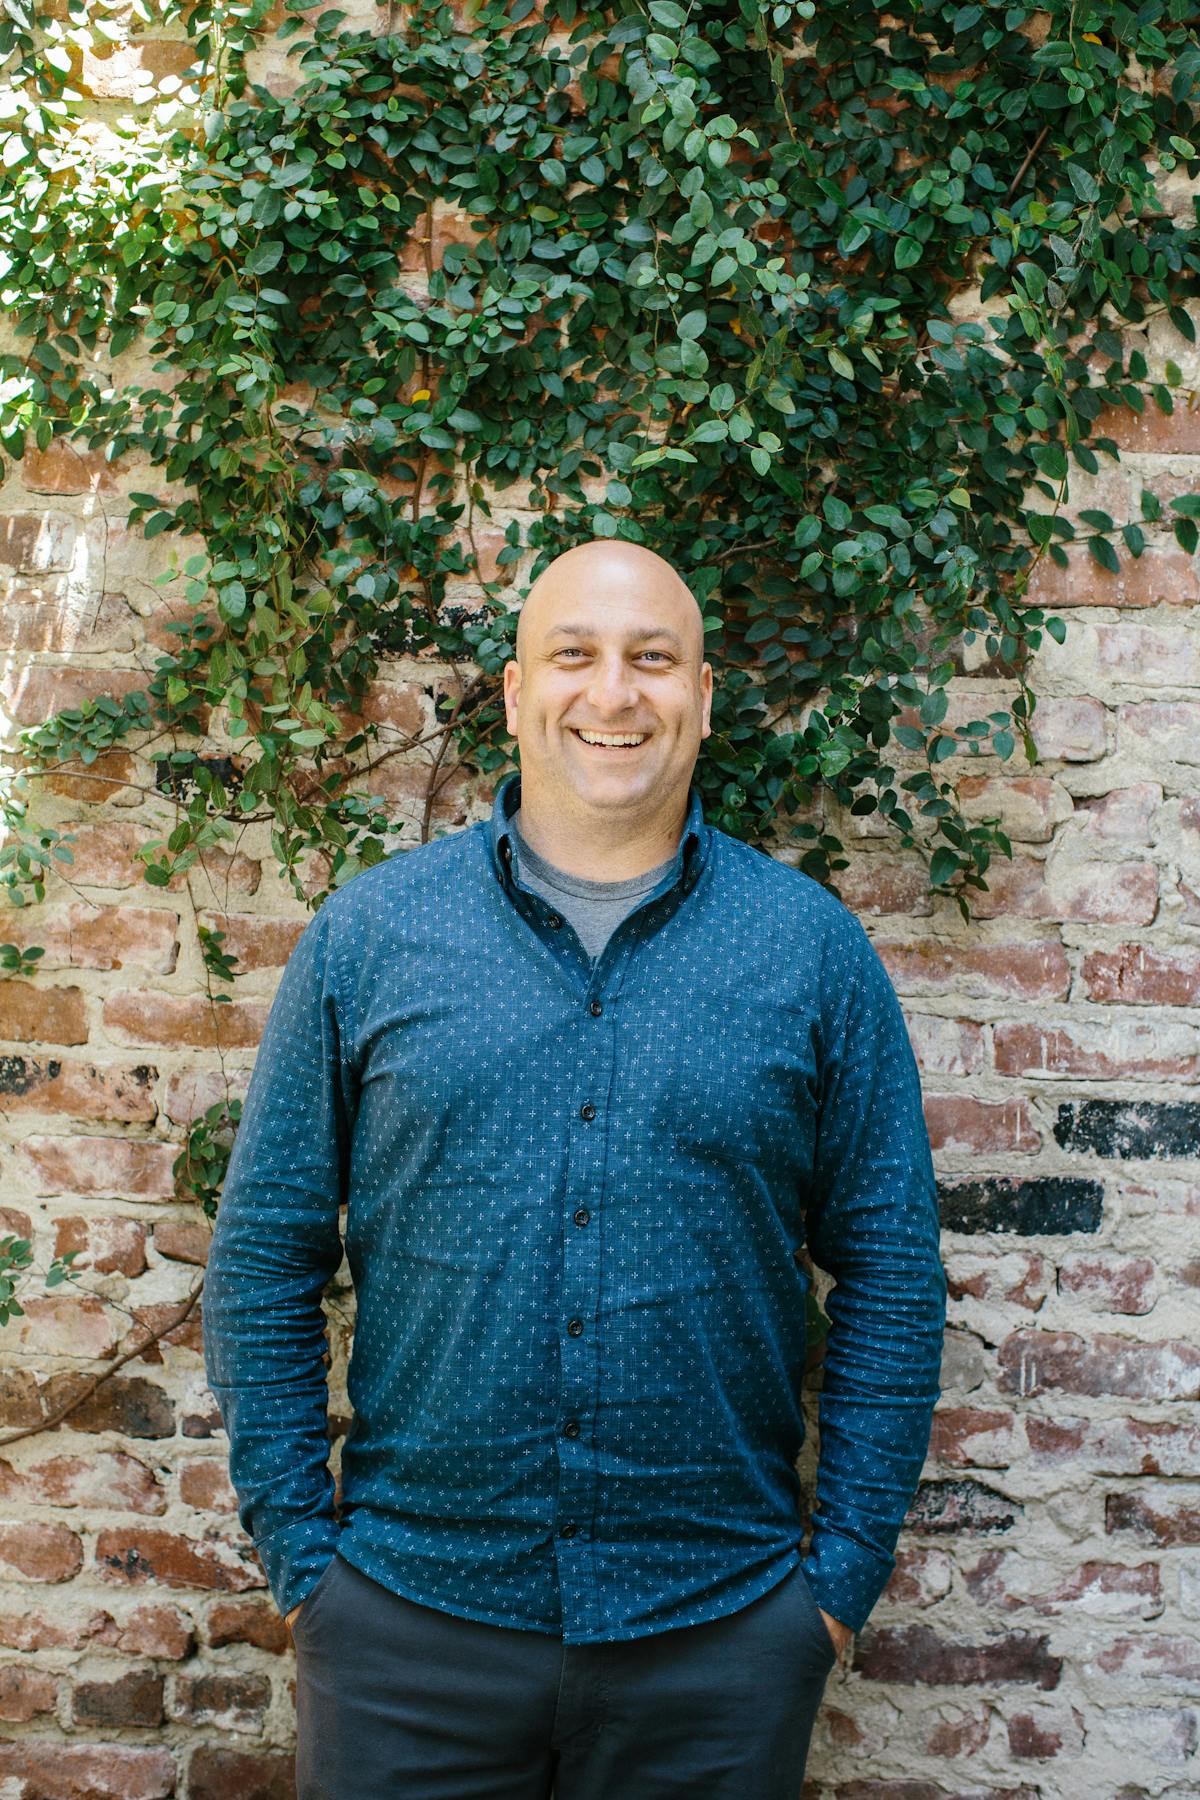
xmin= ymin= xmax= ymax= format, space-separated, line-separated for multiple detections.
xmin=999 ymin=1330 xmax=1200 ymax=1400
xmin=879 ymin=1546 xmax=954 ymax=1609
xmin=5 ymin=1295 xmax=121 ymax=1360
xmin=0 ymin=511 xmax=75 ymax=572
xmin=969 ymin=856 xmax=1159 ymax=924
xmin=906 ymin=1014 xmax=985 ymax=1076
xmin=17 ymin=1133 xmax=178 ymax=1199
xmin=1007 ymin=1706 xmax=1084 ymax=1759
xmin=0 ymin=1604 xmax=192 ymax=1658
xmin=1094 ymin=1706 xmax=1200 ymax=1770
xmin=40 ymin=746 xmax=141 ymax=802
xmin=1031 ymin=1416 xmax=1200 ymax=1477
xmin=95 ymin=1526 xmax=265 ymax=1593
xmin=1106 ymin=1488 xmax=1200 ymax=1546
xmin=827 ymin=858 xmax=934 ymax=917
xmin=194 ymin=911 xmax=307 ymax=973
xmin=924 ymin=1707 xmax=990 ymax=1756
xmin=103 ymin=991 xmax=269 ymax=1050
xmin=204 ymin=1597 xmax=291 ymax=1654
xmin=178 ymin=1459 xmax=237 ymax=1512
xmin=1028 ymin=539 xmax=1197 ymax=606
xmin=21 ymin=441 xmax=123 ymax=494
xmin=170 ymin=1670 xmax=270 ymax=1729
xmin=875 ymin=938 xmax=1070 ymax=1000
xmin=928 ymin=1407 xmax=1021 ymax=1469
xmin=163 ymin=1066 xmax=241 ymax=1125
xmin=1054 ymin=1098 xmax=1200 ymax=1159
xmin=925 ymin=1096 xmax=1039 ymax=1154
xmin=0 ymin=1743 xmax=176 ymax=1799
xmin=854 ymin=1623 xmax=1061 ymax=1688
xmin=0 ymin=1663 xmax=58 ymax=1720
xmin=1082 ymin=944 xmax=1200 ymax=1005
xmin=1090 ymin=1634 xmax=1200 ymax=1686
xmin=153 ymin=1215 xmax=211 ymax=1266
xmin=54 ymin=1213 xmax=149 ymax=1276
xmin=74 ymin=1668 xmax=165 ymax=1728
xmin=0 ymin=1450 xmax=166 ymax=1515
xmin=24 ymin=903 xmax=179 ymax=973
xmin=994 ymin=1017 xmax=1200 ymax=1080
xmin=1119 ymin=700 xmax=1200 ymax=764
xmin=966 ymin=1549 xmax=1163 ymax=1619
xmin=1027 ymin=695 xmax=1108 ymax=760
xmin=0 ymin=981 xmax=88 ymax=1044
xmin=186 ymin=1746 xmax=294 ymax=1800
xmin=1074 ymin=783 xmax=1161 ymax=843
xmin=945 ymin=1249 xmax=1053 ymax=1308
xmin=1058 ymin=1251 xmax=1159 ymax=1314
xmin=1 ymin=664 xmax=146 ymax=728
xmin=939 ymin=1176 xmax=1103 ymax=1235
xmin=79 ymin=36 xmax=198 ymax=98
xmin=0 ymin=1055 xmax=157 ymax=1122
xmin=2 ymin=1371 xmax=176 ymax=1439
xmin=0 ymin=1520 xmax=83 ymax=1582
xmin=905 ymin=1478 xmax=1022 ymax=1536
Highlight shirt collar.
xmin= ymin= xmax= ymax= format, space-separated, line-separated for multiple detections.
xmin=488 ymin=771 xmax=710 ymax=897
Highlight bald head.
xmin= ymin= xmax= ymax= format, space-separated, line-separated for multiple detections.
xmin=515 ymin=539 xmax=705 ymax=671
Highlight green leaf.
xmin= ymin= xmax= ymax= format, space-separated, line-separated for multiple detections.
xmin=245 ymin=242 xmax=283 ymax=276
xmin=1089 ymin=536 xmax=1119 ymax=574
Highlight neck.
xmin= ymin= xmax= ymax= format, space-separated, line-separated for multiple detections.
xmin=512 ymin=785 xmax=687 ymax=882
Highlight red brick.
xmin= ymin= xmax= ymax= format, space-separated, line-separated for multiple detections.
xmin=0 ymin=511 xmax=75 ymax=572
xmin=354 ymin=678 xmax=425 ymax=737
xmin=1027 ymin=1414 xmax=1200 ymax=1476
xmin=955 ymin=774 xmax=1073 ymax=842
xmin=945 ymin=1251 xmax=1052 ymax=1311
xmin=178 ymin=1459 xmax=237 ymax=1512
xmin=103 ymin=991 xmax=269 ymax=1050
xmin=0 ymin=1603 xmax=192 ymax=1658
xmin=854 ymin=1623 xmax=1062 ymax=1688
xmin=928 ymin=1407 xmax=1021 ymax=1469
xmin=1082 ymin=944 xmax=1200 ymax=1005
xmin=25 ymin=903 xmax=179 ymax=973
xmin=0 ymin=981 xmax=88 ymax=1044
xmin=54 ymin=1213 xmax=149 ymax=1275
xmin=999 ymin=1329 xmax=1200 ymax=1400
xmin=163 ymin=1066 xmax=240 ymax=1125
xmin=1 ymin=664 xmax=146 ymax=728
xmin=905 ymin=1015 xmax=985 ymax=1076
xmin=925 ymin=1096 xmax=1039 ymax=1154
xmin=1119 ymin=701 xmax=1200 ymax=764
xmin=0 ymin=1744 xmax=176 ymax=1799
xmin=95 ymin=1526 xmax=266 ymax=1593
xmin=875 ymin=939 xmax=1070 ymax=1001
xmin=170 ymin=1669 xmax=270 ymax=1728
xmin=971 ymin=857 xmax=1159 ymax=924
xmin=6 ymin=1294 xmax=121 ymax=1360
xmin=1008 ymin=1706 xmax=1084 ymax=1758
xmin=831 ymin=859 xmax=934 ymax=917
xmin=186 ymin=1747 xmax=294 ymax=1800
xmin=1095 ymin=397 xmax=1200 ymax=454
xmin=0 ymin=1520 xmax=83 ymax=1582
xmin=153 ymin=1215 xmax=211 ymax=1266
xmin=993 ymin=1018 xmax=1199 ymax=1080
xmin=1032 ymin=1561 xmax=1163 ymax=1619
xmin=0 ymin=1370 xmax=175 ymax=1438
xmin=119 ymin=1299 xmax=203 ymax=1362
xmin=0 ymin=1450 xmax=165 ymax=1515
xmin=924 ymin=1706 xmax=990 ymax=1756
xmin=0 ymin=1664 xmax=58 ymax=1720
xmin=40 ymin=747 xmax=141 ymax=803
xmin=195 ymin=911 xmax=306 ymax=973
xmin=1106 ymin=1488 xmax=1200 ymax=1545
xmin=74 ymin=1668 xmax=164 ymax=1728
xmin=1089 ymin=621 xmax=1200 ymax=687
xmin=0 ymin=1055 xmax=157 ymax=1122
xmin=205 ymin=1597 xmax=291 ymax=1653
xmin=1074 ymin=784 xmax=1161 ymax=843
xmin=21 ymin=441 xmax=122 ymax=494
xmin=0 ymin=594 xmax=139 ymax=658
xmin=17 ymin=1133 xmax=178 ymax=1199
xmin=1058 ymin=1252 xmax=1159 ymax=1315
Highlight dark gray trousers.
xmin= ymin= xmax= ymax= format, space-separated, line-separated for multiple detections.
xmin=292 ymin=1553 xmax=837 ymax=1798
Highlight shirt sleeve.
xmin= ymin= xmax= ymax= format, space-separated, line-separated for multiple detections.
xmin=799 ymin=915 xmax=947 ymax=1632
xmin=201 ymin=900 xmax=355 ymax=1618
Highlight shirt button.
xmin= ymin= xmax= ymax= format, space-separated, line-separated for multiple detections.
xmin=567 ymin=1317 xmax=584 ymax=1336
xmin=589 ymin=1001 xmax=603 ymax=1017
xmin=547 ymin=913 xmax=562 ymax=929
xmin=579 ymin=1102 xmax=596 ymax=1121
xmin=559 ymin=1522 xmax=577 ymax=1538
xmin=563 ymin=1420 xmax=580 ymax=1438
xmin=573 ymin=1207 xmax=590 ymax=1227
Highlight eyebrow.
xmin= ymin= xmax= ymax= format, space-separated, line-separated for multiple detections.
xmin=544 ymin=624 xmax=685 ymax=650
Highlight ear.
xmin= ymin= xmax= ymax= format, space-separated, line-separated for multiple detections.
xmin=699 ymin=662 xmax=713 ymax=740
xmin=503 ymin=658 xmax=521 ymax=737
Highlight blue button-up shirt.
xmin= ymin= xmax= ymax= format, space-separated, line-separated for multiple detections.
xmin=202 ymin=771 xmax=946 ymax=1640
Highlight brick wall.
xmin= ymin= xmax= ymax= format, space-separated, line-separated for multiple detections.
xmin=2 ymin=15 xmax=1200 ymax=1800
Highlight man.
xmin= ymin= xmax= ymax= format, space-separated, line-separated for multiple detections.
xmin=203 ymin=538 xmax=947 ymax=1798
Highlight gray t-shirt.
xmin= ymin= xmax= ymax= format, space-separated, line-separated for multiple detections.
xmin=510 ymin=809 xmax=677 ymax=962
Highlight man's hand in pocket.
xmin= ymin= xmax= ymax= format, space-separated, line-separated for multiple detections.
xmin=818 ymin=1607 xmax=853 ymax=1657
xmin=286 ymin=1600 xmax=303 ymax=1633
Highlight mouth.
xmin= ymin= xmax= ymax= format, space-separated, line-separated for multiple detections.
xmin=570 ymin=729 xmax=649 ymax=753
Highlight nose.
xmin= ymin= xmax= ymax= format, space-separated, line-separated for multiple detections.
xmin=584 ymin=654 xmax=640 ymax=717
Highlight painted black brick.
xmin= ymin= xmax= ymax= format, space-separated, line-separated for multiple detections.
xmin=1054 ymin=1099 xmax=1200 ymax=1160
xmin=938 ymin=1175 xmax=1103 ymax=1235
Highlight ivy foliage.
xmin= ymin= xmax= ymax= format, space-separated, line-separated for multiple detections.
xmin=2 ymin=0 xmax=1200 ymax=923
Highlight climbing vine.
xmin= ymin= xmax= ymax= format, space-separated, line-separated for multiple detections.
xmin=1 ymin=0 xmax=1200 ymax=1339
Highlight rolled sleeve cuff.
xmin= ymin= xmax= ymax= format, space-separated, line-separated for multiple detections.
xmin=801 ymin=1526 xmax=896 ymax=1633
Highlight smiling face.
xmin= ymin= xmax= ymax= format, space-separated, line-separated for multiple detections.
xmin=502 ymin=541 xmax=713 ymax=852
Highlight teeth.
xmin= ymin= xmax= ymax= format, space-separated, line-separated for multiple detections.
xmin=577 ymin=730 xmax=647 ymax=746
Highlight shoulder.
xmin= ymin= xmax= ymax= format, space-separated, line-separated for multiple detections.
xmin=707 ymin=825 xmax=868 ymax=949
xmin=302 ymin=820 xmax=487 ymax=942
